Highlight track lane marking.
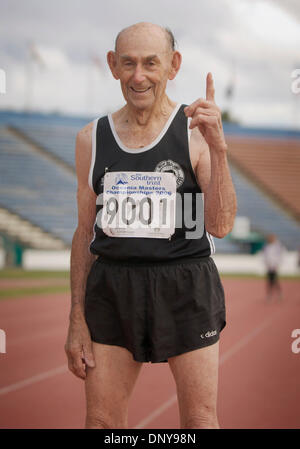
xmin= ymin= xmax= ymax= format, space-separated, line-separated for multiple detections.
xmin=134 ymin=313 xmax=277 ymax=429
xmin=0 ymin=311 xmax=278 ymax=411
xmin=0 ymin=365 xmax=68 ymax=396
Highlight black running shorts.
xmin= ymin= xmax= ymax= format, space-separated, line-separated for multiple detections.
xmin=84 ymin=256 xmax=226 ymax=363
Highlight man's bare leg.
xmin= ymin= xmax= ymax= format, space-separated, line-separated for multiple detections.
xmin=85 ymin=342 xmax=143 ymax=429
xmin=168 ymin=341 xmax=220 ymax=429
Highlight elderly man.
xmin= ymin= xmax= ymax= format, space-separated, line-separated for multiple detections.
xmin=65 ymin=22 xmax=237 ymax=429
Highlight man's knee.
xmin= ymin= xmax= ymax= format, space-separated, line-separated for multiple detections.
xmin=181 ymin=405 xmax=219 ymax=429
xmin=85 ymin=412 xmax=128 ymax=429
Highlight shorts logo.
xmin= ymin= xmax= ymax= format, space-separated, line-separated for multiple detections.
xmin=200 ymin=330 xmax=217 ymax=339
xmin=155 ymin=160 xmax=185 ymax=188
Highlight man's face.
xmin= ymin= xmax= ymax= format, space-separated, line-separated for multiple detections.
xmin=109 ymin=28 xmax=174 ymax=110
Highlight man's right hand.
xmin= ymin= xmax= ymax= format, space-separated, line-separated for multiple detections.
xmin=64 ymin=307 xmax=96 ymax=380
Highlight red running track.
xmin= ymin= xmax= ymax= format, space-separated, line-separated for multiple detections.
xmin=0 ymin=278 xmax=300 ymax=429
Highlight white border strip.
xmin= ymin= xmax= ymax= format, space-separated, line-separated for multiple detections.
xmin=88 ymin=117 xmax=99 ymax=192
xmin=206 ymin=231 xmax=216 ymax=255
xmin=108 ymin=103 xmax=181 ymax=153
xmin=89 ymin=221 xmax=97 ymax=250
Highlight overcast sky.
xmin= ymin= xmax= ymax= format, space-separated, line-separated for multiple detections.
xmin=0 ymin=0 xmax=300 ymax=128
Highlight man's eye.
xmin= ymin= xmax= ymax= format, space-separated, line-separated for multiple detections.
xmin=124 ymin=62 xmax=134 ymax=66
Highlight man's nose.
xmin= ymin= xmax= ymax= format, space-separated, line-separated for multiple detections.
xmin=132 ymin=64 xmax=146 ymax=83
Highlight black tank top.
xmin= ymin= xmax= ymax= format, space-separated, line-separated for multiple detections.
xmin=88 ymin=103 xmax=215 ymax=262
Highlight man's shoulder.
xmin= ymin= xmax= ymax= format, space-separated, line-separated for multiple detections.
xmin=76 ymin=121 xmax=94 ymax=142
xmin=76 ymin=116 xmax=105 ymax=148
xmin=74 ymin=121 xmax=96 ymax=163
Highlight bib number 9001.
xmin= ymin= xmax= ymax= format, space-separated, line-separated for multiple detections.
xmin=100 ymin=171 xmax=176 ymax=239
xmin=105 ymin=196 xmax=171 ymax=226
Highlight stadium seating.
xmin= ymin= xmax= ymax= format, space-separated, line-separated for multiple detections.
xmin=0 ymin=126 xmax=77 ymax=246
xmin=8 ymin=122 xmax=78 ymax=168
xmin=229 ymin=164 xmax=300 ymax=250
xmin=227 ymin=135 xmax=300 ymax=221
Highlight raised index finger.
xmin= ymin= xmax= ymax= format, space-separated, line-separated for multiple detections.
xmin=206 ymin=72 xmax=215 ymax=102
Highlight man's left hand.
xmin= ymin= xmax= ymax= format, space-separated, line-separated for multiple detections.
xmin=184 ymin=72 xmax=227 ymax=152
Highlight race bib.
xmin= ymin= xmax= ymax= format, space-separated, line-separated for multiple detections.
xmin=100 ymin=171 xmax=177 ymax=238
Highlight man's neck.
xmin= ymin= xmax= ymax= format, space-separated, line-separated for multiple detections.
xmin=119 ymin=95 xmax=176 ymax=128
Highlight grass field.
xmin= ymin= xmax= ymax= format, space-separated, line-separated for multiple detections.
xmin=1 ymin=268 xmax=299 ymax=280
xmin=0 ymin=269 xmax=69 ymax=279
xmin=0 ymin=269 xmax=70 ymax=300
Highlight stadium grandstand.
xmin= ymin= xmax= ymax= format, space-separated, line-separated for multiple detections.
xmin=0 ymin=109 xmax=300 ymax=269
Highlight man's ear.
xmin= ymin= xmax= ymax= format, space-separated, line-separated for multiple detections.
xmin=168 ymin=51 xmax=182 ymax=80
xmin=107 ymin=51 xmax=119 ymax=80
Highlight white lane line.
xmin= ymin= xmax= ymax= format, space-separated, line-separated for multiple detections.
xmin=134 ymin=395 xmax=178 ymax=429
xmin=0 ymin=312 xmax=278 ymax=415
xmin=0 ymin=365 xmax=68 ymax=396
xmin=219 ymin=314 xmax=275 ymax=364
xmin=134 ymin=313 xmax=277 ymax=429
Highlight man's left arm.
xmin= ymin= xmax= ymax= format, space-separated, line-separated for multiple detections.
xmin=185 ymin=72 xmax=237 ymax=238
xmin=205 ymin=146 xmax=237 ymax=238
xmin=191 ymin=130 xmax=237 ymax=238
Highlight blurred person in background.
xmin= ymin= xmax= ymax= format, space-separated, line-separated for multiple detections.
xmin=263 ymin=233 xmax=285 ymax=302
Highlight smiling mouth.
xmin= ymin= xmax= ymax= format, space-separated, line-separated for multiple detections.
xmin=130 ymin=87 xmax=152 ymax=93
